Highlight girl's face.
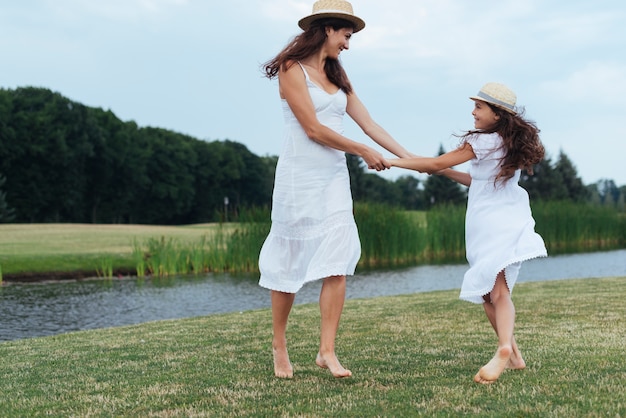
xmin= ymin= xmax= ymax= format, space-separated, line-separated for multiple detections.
xmin=472 ymin=100 xmax=500 ymax=130
xmin=324 ymin=27 xmax=353 ymax=59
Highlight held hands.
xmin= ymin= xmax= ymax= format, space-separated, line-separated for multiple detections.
xmin=362 ymin=147 xmax=391 ymax=172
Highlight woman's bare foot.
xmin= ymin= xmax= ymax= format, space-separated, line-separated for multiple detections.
xmin=273 ymin=347 xmax=293 ymax=378
xmin=316 ymin=352 xmax=352 ymax=378
xmin=474 ymin=345 xmax=512 ymax=384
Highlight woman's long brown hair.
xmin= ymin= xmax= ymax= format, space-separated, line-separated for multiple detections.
xmin=262 ymin=18 xmax=354 ymax=94
xmin=462 ymin=104 xmax=545 ymax=184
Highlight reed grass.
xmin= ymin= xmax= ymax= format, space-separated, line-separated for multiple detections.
xmin=532 ymin=200 xmax=625 ymax=253
xmin=96 ymin=255 xmax=114 ymax=278
xmin=0 ymin=203 xmax=623 ymax=279
xmin=130 ymin=221 xmax=270 ymax=277
xmin=423 ymin=205 xmax=466 ymax=263
xmin=341 ymin=201 xmax=623 ymax=269
xmin=131 ymin=238 xmax=146 ymax=277
xmin=356 ymin=203 xmax=428 ymax=267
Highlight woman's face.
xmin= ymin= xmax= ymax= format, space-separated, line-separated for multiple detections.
xmin=324 ymin=27 xmax=353 ymax=59
xmin=472 ymin=100 xmax=499 ymax=130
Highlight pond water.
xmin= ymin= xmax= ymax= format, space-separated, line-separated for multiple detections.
xmin=1 ymin=250 xmax=624 ymax=342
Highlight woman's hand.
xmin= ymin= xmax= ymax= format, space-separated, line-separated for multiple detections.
xmin=361 ymin=147 xmax=390 ymax=171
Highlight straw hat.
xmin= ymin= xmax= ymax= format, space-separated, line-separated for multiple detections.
xmin=298 ymin=0 xmax=366 ymax=33
xmin=469 ymin=82 xmax=517 ymax=114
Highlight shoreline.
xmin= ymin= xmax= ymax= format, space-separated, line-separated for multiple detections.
xmin=2 ymin=268 xmax=136 ymax=285
xmin=3 ymin=247 xmax=625 ymax=285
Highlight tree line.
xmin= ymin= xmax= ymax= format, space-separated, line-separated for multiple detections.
xmin=0 ymin=87 xmax=624 ymax=224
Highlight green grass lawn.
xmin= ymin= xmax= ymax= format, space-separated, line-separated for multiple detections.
xmin=1 ymin=276 xmax=624 ymax=416
xmin=0 ymin=223 xmax=227 ymax=275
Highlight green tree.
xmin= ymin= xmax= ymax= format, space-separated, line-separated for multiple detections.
xmin=186 ymin=140 xmax=229 ymax=223
xmin=346 ymin=153 xmax=367 ymax=201
xmin=520 ymin=155 xmax=568 ymax=201
xmin=216 ymin=140 xmax=273 ymax=221
xmin=394 ymin=175 xmax=424 ymax=210
xmin=84 ymin=114 xmax=150 ymax=223
xmin=361 ymin=172 xmax=402 ymax=203
xmin=346 ymin=153 xmax=410 ymax=205
xmin=422 ymin=144 xmax=466 ymax=207
xmin=0 ymin=86 xmax=279 ymax=224
xmin=2 ymin=88 xmax=94 ymax=221
xmin=554 ymin=149 xmax=589 ymax=202
xmin=132 ymin=128 xmax=198 ymax=224
xmin=591 ymin=179 xmax=621 ymax=207
xmin=0 ymin=173 xmax=15 ymax=222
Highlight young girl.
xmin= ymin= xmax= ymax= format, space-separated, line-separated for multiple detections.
xmin=388 ymin=82 xmax=547 ymax=384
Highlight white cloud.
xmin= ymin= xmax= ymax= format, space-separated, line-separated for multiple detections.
xmin=260 ymin=0 xmax=309 ymax=23
xmin=541 ymin=62 xmax=626 ymax=106
xmin=40 ymin=0 xmax=190 ymax=22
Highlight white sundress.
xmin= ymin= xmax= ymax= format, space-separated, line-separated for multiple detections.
xmin=258 ymin=64 xmax=361 ymax=293
xmin=460 ymin=132 xmax=547 ymax=304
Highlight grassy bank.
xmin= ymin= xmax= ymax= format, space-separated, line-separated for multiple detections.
xmin=0 ymin=276 xmax=624 ymax=416
xmin=0 ymin=223 xmax=231 ymax=278
xmin=1 ymin=202 xmax=623 ymax=280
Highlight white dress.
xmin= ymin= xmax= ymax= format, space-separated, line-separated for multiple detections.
xmin=258 ymin=64 xmax=361 ymax=293
xmin=460 ymin=133 xmax=547 ymax=304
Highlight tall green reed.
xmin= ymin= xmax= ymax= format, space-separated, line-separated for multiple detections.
xmin=96 ymin=256 xmax=114 ymax=278
xmin=224 ymin=222 xmax=270 ymax=272
xmin=130 ymin=208 xmax=271 ymax=277
xmin=145 ymin=236 xmax=180 ymax=276
xmin=189 ymin=236 xmax=207 ymax=275
xmin=355 ymin=203 xmax=466 ymax=268
xmin=132 ymin=238 xmax=147 ymax=277
xmin=423 ymin=204 xmax=466 ymax=263
xmin=355 ymin=203 xmax=427 ymax=268
xmin=533 ymin=200 xmax=625 ymax=253
xmin=112 ymin=202 xmax=623 ymax=278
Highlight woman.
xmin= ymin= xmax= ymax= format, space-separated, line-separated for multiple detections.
xmin=258 ymin=0 xmax=413 ymax=379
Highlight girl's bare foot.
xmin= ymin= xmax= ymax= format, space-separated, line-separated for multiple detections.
xmin=474 ymin=345 xmax=512 ymax=384
xmin=506 ymin=348 xmax=526 ymax=370
xmin=273 ymin=347 xmax=293 ymax=378
xmin=316 ymin=352 xmax=352 ymax=378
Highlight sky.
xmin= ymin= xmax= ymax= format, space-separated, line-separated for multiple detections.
xmin=2 ymin=0 xmax=625 ymax=186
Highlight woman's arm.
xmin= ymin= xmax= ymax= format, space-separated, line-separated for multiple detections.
xmin=279 ymin=63 xmax=389 ymax=170
xmin=346 ymin=92 xmax=414 ymax=158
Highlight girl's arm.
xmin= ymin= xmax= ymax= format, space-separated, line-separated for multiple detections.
xmin=388 ymin=142 xmax=475 ymax=175
xmin=436 ymin=168 xmax=472 ymax=187
xmin=346 ymin=92 xmax=414 ymax=158
xmin=279 ymin=62 xmax=389 ymax=170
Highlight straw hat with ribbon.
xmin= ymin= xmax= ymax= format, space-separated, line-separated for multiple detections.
xmin=469 ymin=82 xmax=518 ymax=114
xmin=298 ymin=0 xmax=366 ymax=33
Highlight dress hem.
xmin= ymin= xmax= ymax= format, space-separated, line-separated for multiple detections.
xmin=259 ymin=265 xmax=357 ymax=294
xmin=459 ymin=250 xmax=548 ymax=304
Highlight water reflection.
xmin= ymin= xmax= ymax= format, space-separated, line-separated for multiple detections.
xmin=1 ymin=250 xmax=624 ymax=342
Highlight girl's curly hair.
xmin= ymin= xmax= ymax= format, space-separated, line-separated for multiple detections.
xmin=462 ymin=104 xmax=545 ymax=183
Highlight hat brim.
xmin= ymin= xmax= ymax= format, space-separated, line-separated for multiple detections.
xmin=298 ymin=12 xmax=365 ymax=33
xmin=469 ymin=96 xmax=517 ymax=115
